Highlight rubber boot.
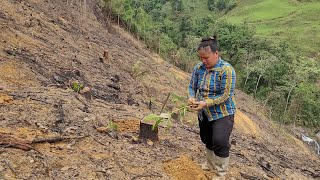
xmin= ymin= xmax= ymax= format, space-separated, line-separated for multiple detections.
xmin=211 ymin=155 xmax=229 ymax=180
xmin=200 ymin=148 xmax=214 ymax=171
xmin=215 ymin=155 xmax=229 ymax=176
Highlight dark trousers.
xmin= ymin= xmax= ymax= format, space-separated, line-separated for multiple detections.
xmin=199 ymin=113 xmax=234 ymax=158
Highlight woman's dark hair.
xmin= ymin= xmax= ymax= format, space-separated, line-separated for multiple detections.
xmin=198 ymin=35 xmax=219 ymax=52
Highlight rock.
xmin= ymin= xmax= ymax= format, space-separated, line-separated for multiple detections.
xmin=171 ymin=112 xmax=180 ymax=121
xmin=111 ymin=75 xmax=120 ymax=83
xmin=80 ymin=87 xmax=90 ymax=94
xmin=147 ymin=139 xmax=154 ymax=146
xmin=316 ymin=131 xmax=320 ymax=140
xmin=108 ymin=131 xmax=119 ymax=139
xmin=73 ymin=69 xmax=81 ymax=77
xmin=53 ymin=74 xmax=65 ymax=84
xmin=128 ymin=145 xmax=134 ymax=150
xmin=160 ymin=113 xmax=170 ymax=119
xmin=83 ymin=117 xmax=90 ymax=122
xmin=35 ymin=122 xmax=48 ymax=131
xmin=60 ymin=166 xmax=72 ymax=171
xmin=67 ymin=144 xmax=72 ymax=150
xmin=67 ymin=140 xmax=76 ymax=150
xmin=97 ymin=127 xmax=108 ymax=133
xmin=107 ymin=83 xmax=120 ymax=91
xmin=63 ymin=126 xmax=78 ymax=134
xmin=132 ymin=136 xmax=139 ymax=142
xmin=231 ymin=139 xmax=236 ymax=145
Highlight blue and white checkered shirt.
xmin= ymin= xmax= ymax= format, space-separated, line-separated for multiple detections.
xmin=188 ymin=58 xmax=236 ymax=121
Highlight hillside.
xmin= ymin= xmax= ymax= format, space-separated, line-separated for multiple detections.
xmin=0 ymin=0 xmax=319 ymax=179
xmin=223 ymin=0 xmax=320 ymax=59
xmin=171 ymin=0 xmax=320 ymax=59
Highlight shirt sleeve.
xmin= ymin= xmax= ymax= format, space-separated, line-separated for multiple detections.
xmin=187 ymin=65 xmax=199 ymax=99
xmin=205 ymin=66 xmax=236 ymax=106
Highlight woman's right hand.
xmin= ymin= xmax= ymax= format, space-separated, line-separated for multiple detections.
xmin=188 ymin=98 xmax=198 ymax=109
xmin=188 ymin=98 xmax=196 ymax=105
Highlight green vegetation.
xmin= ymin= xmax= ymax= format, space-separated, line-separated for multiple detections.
xmin=71 ymin=81 xmax=84 ymax=93
xmin=131 ymin=59 xmax=149 ymax=78
xmin=102 ymin=0 xmax=320 ymax=127
xmin=223 ymin=0 xmax=320 ymax=58
xmin=107 ymin=121 xmax=118 ymax=131
xmin=143 ymin=105 xmax=189 ymax=130
xmin=208 ymin=0 xmax=237 ymax=12
xmin=143 ymin=92 xmax=190 ymax=130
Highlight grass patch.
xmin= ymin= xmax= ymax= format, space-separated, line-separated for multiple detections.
xmin=223 ymin=0 xmax=320 ymax=58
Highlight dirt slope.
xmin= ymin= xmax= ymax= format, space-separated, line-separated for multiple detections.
xmin=0 ymin=0 xmax=319 ymax=179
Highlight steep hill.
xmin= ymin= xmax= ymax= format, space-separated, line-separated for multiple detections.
xmin=0 ymin=0 xmax=319 ymax=180
xmin=223 ymin=0 xmax=320 ymax=59
xmin=164 ymin=0 xmax=320 ymax=59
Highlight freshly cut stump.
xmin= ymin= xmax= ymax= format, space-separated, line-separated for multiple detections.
xmin=139 ymin=122 xmax=158 ymax=141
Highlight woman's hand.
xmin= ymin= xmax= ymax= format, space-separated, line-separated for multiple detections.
xmin=188 ymin=98 xmax=198 ymax=109
xmin=188 ymin=98 xmax=196 ymax=105
xmin=191 ymin=101 xmax=207 ymax=111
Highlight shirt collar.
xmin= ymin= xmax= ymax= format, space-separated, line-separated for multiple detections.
xmin=200 ymin=58 xmax=222 ymax=71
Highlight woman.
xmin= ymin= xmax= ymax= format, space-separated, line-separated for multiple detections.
xmin=188 ymin=36 xmax=236 ymax=179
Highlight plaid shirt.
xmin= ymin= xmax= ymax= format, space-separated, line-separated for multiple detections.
xmin=188 ymin=58 xmax=236 ymax=121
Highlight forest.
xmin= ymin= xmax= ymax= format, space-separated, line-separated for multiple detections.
xmin=102 ymin=0 xmax=320 ymax=127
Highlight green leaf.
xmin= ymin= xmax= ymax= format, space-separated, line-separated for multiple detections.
xmin=152 ymin=119 xmax=162 ymax=131
xmin=143 ymin=114 xmax=162 ymax=122
xmin=71 ymin=82 xmax=84 ymax=93
xmin=171 ymin=93 xmax=184 ymax=103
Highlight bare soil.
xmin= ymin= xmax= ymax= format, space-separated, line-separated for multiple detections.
xmin=0 ymin=0 xmax=319 ymax=179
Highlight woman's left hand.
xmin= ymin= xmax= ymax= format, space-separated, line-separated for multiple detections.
xmin=191 ymin=101 xmax=207 ymax=111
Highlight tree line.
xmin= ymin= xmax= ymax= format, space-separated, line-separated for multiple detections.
xmin=102 ymin=0 xmax=320 ymax=128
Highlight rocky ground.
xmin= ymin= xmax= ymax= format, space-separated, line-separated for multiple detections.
xmin=0 ymin=0 xmax=319 ymax=179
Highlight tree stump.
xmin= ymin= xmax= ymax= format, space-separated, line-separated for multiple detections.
xmin=139 ymin=122 xmax=158 ymax=142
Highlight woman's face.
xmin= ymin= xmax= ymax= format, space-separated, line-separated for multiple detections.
xmin=198 ymin=47 xmax=218 ymax=69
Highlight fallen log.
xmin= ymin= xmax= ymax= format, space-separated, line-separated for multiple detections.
xmin=0 ymin=134 xmax=32 ymax=150
xmin=0 ymin=133 xmax=88 ymax=151
xmin=32 ymin=136 xmax=69 ymax=143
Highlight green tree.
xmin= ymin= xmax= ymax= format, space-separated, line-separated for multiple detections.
xmin=216 ymin=0 xmax=226 ymax=11
xmin=208 ymin=0 xmax=216 ymax=11
xmin=172 ymin=0 xmax=184 ymax=13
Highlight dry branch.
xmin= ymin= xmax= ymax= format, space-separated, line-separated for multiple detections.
xmin=159 ymin=93 xmax=171 ymax=114
xmin=32 ymin=135 xmax=88 ymax=144
xmin=91 ymin=135 xmax=109 ymax=146
xmin=2 ymin=160 xmax=17 ymax=175
xmin=0 ymin=133 xmax=88 ymax=151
